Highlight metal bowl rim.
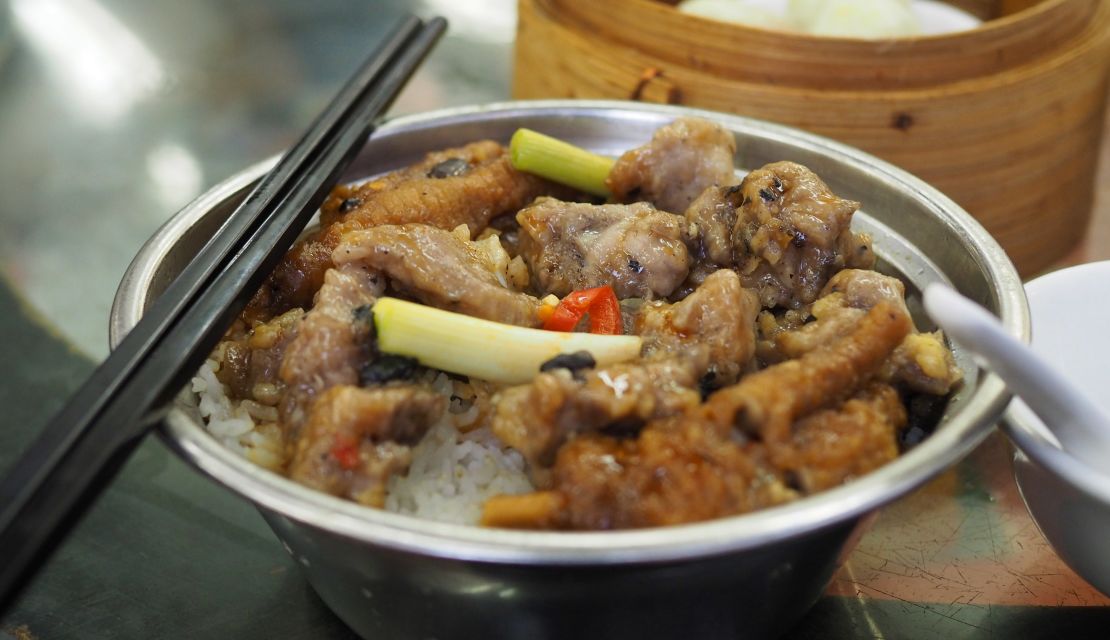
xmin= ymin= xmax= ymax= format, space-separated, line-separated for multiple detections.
xmin=110 ymin=99 xmax=1026 ymax=565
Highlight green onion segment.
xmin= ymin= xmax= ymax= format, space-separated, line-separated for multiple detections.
xmin=373 ymin=297 xmax=642 ymax=384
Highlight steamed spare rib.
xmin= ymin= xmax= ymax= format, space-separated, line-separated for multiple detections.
xmin=733 ymin=161 xmax=875 ymax=309
xmin=704 ymin=302 xmax=911 ymax=452
xmin=760 ymin=269 xmax=962 ymax=395
xmin=245 ymin=140 xmax=573 ymax=322
xmin=279 ymin=263 xmax=384 ymax=432
xmin=214 ymin=307 xmax=302 ymax=407
xmin=515 ymin=198 xmax=690 ymax=299
xmin=483 ymin=303 xmax=912 ymax=530
xmin=482 ymin=415 xmax=796 ymax=530
xmin=491 ymin=357 xmax=703 ymax=474
xmin=492 ymin=269 xmax=759 ymax=475
xmin=637 ymin=269 xmax=760 ymax=387
xmin=288 ymin=385 xmax=446 ymax=507
xmin=679 ymin=184 xmax=745 ymax=292
xmin=335 ymin=223 xmax=542 ymax=327
xmin=784 ymin=383 xmax=905 ymax=493
xmin=606 ymin=117 xmax=739 ymax=214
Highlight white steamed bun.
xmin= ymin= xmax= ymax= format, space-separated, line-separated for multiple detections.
xmin=806 ymin=0 xmax=921 ymax=39
xmin=678 ymin=0 xmax=793 ymax=31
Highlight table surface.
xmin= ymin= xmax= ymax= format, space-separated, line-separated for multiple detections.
xmin=1 ymin=1 xmax=1108 ymax=638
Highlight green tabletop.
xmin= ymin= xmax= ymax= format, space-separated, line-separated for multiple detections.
xmin=1 ymin=1 xmax=1107 ymax=637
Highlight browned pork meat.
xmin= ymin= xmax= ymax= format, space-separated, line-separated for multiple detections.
xmin=279 ymin=263 xmax=384 ymax=432
xmin=515 ymin=198 xmax=690 ymax=300
xmin=482 ymin=308 xmax=911 ymax=531
xmin=733 ymin=162 xmax=875 ymax=309
xmin=215 ymin=307 xmax=301 ymax=406
xmin=491 ymin=357 xmax=703 ymax=474
xmin=761 ymin=269 xmax=908 ymax=360
xmin=481 ymin=381 xmax=907 ymax=531
xmin=637 ymin=269 xmax=760 ymax=386
xmin=704 ymin=302 xmax=912 ymax=455
xmin=336 ymin=224 xmax=542 ymax=327
xmin=761 ymin=269 xmax=962 ymax=395
xmin=245 ymin=141 xmax=573 ymax=322
xmin=491 ymin=271 xmax=760 ymax=477
xmin=481 ymin=415 xmax=796 ymax=530
xmin=288 ymin=385 xmax=445 ymax=507
xmin=885 ymin=334 xmax=963 ymax=396
xmin=784 ymin=383 xmax=906 ymax=493
xmin=678 ymin=184 xmax=746 ymax=292
xmin=606 ymin=117 xmax=738 ymax=214
xmin=316 ymin=145 xmax=497 ymax=228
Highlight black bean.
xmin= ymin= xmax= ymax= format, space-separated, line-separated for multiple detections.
xmin=697 ymin=370 xmax=719 ymax=399
xmin=352 ymin=304 xmax=374 ymax=325
xmin=539 ymin=351 xmax=597 ymax=374
xmin=339 ymin=197 xmax=362 ymax=213
xmin=360 ymin=354 xmax=419 ymax=386
xmin=427 ymin=157 xmax=470 ymax=179
xmin=901 ymin=393 xmax=947 ymax=450
xmin=791 ymin=230 xmax=808 ymax=248
xmin=901 ymin=424 xmax=928 ymax=449
xmin=628 ymin=258 xmax=644 ymax=274
xmin=759 ymin=188 xmax=776 ymax=203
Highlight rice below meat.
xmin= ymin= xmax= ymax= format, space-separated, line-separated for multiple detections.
xmin=385 ymin=422 xmax=533 ymax=524
xmin=191 ymin=359 xmax=287 ymax=471
xmin=190 ymin=361 xmax=534 ymax=524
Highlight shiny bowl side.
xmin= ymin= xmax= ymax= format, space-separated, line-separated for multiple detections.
xmin=110 ymin=101 xmax=1027 ymax=639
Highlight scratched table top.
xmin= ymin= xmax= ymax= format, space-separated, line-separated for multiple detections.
xmin=1 ymin=1 xmax=1108 ymax=638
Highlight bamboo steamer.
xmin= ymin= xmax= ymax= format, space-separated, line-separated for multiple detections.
xmin=513 ymin=0 xmax=1110 ymax=275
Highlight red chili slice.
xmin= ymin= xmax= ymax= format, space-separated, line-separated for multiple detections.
xmin=331 ymin=436 xmax=361 ymax=470
xmin=542 ymin=285 xmax=623 ymax=335
xmin=586 ymin=286 xmax=622 ymax=335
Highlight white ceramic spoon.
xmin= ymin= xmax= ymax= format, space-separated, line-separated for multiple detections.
xmin=923 ymin=283 xmax=1110 ymax=471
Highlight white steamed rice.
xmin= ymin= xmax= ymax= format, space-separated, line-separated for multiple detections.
xmin=189 ymin=359 xmax=534 ymax=524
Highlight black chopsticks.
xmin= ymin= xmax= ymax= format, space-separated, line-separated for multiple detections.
xmin=0 ymin=14 xmax=446 ymax=611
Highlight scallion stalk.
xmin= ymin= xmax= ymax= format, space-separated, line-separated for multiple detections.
xmin=510 ymin=128 xmax=615 ymax=197
xmin=373 ymin=297 xmax=641 ymax=384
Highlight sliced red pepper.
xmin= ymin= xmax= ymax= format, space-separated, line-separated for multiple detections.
xmin=331 ymin=435 xmax=361 ymax=470
xmin=542 ymin=285 xmax=623 ymax=335
xmin=586 ymin=286 xmax=622 ymax=334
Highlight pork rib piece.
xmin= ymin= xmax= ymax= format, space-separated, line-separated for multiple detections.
xmin=516 ymin=198 xmax=690 ymax=300
xmin=335 ymin=223 xmax=542 ymax=327
xmin=288 ymin=385 xmax=445 ymax=508
xmin=607 ymin=117 xmax=738 ymax=215
xmin=733 ymin=161 xmax=874 ymax=309
xmin=637 ymin=268 xmax=760 ymax=387
xmin=245 ymin=140 xmax=571 ymax=322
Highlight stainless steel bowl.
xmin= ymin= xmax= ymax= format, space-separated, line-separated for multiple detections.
xmin=110 ymin=101 xmax=1027 ymax=639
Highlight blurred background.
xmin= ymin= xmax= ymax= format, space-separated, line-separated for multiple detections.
xmin=0 ymin=0 xmax=515 ymax=359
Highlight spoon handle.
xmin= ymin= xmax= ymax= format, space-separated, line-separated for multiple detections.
xmin=924 ymin=284 xmax=1110 ymax=470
